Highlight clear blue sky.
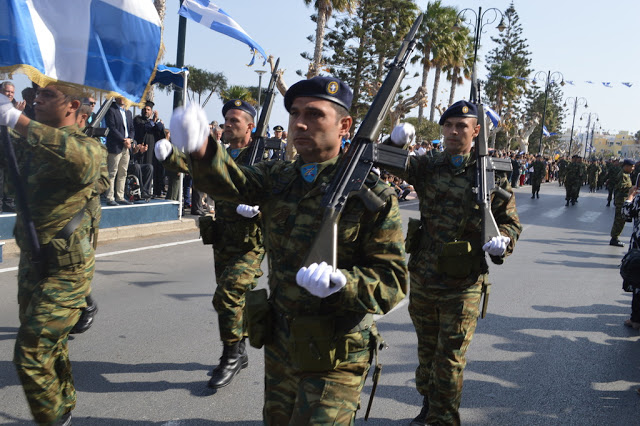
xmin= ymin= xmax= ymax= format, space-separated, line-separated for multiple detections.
xmin=9 ymin=0 xmax=639 ymax=136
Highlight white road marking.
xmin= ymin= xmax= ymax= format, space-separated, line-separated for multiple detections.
xmin=542 ymin=207 xmax=565 ymax=219
xmin=578 ymin=211 xmax=602 ymax=223
xmin=0 ymin=239 xmax=201 ymax=274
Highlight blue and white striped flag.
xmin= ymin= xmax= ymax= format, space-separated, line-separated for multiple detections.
xmin=485 ymin=105 xmax=500 ymax=127
xmin=179 ymin=0 xmax=268 ymax=65
xmin=0 ymin=0 xmax=162 ymax=103
xmin=543 ymin=125 xmax=551 ymax=137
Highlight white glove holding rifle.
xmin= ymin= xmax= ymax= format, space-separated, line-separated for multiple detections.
xmin=296 ymin=261 xmax=347 ymax=298
xmin=482 ymin=236 xmax=510 ymax=256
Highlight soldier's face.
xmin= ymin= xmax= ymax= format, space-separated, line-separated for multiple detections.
xmin=442 ymin=117 xmax=480 ymax=155
xmin=288 ymin=97 xmax=352 ymax=164
xmin=34 ymin=85 xmax=78 ymax=127
xmin=224 ymin=109 xmax=254 ymax=146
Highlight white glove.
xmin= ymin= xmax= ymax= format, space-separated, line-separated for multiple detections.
xmin=169 ymin=103 xmax=209 ymax=153
xmin=154 ymin=138 xmax=173 ymax=161
xmin=0 ymin=94 xmax=22 ymax=128
xmin=482 ymin=236 xmax=511 ymax=256
xmin=296 ymin=261 xmax=347 ymax=298
xmin=236 ymin=204 xmax=260 ymax=218
xmin=390 ymin=123 xmax=416 ymax=146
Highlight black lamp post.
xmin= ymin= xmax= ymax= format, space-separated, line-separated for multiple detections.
xmin=580 ymin=112 xmax=599 ymax=158
xmin=533 ymin=70 xmax=564 ymax=155
xmin=454 ymin=7 xmax=506 ymax=102
xmin=563 ymin=96 xmax=588 ymax=156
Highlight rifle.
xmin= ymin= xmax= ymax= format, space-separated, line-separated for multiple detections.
xmin=245 ymin=58 xmax=282 ymax=165
xmin=303 ymin=14 xmax=423 ymax=269
xmin=470 ymin=68 xmax=511 ymax=319
xmin=83 ymin=97 xmax=114 ymax=138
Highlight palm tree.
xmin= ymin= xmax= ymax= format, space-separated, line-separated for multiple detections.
xmin=220 ymin=86 xmax=254 ymax=104
xmin=444 ymin=28 xmax=473 ymax=107
xmin=427 ymin=5 xmax=458 ymax=122
xmin=410 ymin=1 xmax=452 ymax=121
xmin=303 ymin=0 xmax=358 ymax=78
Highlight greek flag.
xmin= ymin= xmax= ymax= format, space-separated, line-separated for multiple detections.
xmin=179 ymin=0 xmax=267 ymax=65
xmin=543 ymin=125 xmax=551 ymax=137
xmin=485 ymin=105 xmax=500 ymax=127
xmin=0 ymin=0 xmax=162 ymax=103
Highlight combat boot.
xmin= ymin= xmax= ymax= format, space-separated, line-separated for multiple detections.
xmin=70 ymin=296 xmax=98 ymax=334
xmin=208 ymin=338 xmax=249 ymax=389
xmin=536 ymin=192 xmax=540 ymax=198
xmin=53 ymin=411 xmax=72 ymax=426
xmin=531 ymin=193 xmax=535 ymax=199
xmin=410 ymin=396 xmax=429 ymax=426
xmin=565 ymin=200 xmax=569 ymax=206
xmin=609 ymin=238 xmax=624 ymax=247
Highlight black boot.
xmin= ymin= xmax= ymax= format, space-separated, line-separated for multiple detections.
xmin=53 ymin=411 xmax=72 ymax=426
xmin=610 ymin=238 xmax=624 ymax=247
xmin=536 ymin=192 xmax=540 ymax=198
xmin=565 ymin=200 xmax=569 ymax=206
xmin=531 ymin=193 xmax=535 ymax=199
xmin=208 ymin=339 xmax=249 ymax=389
xmin=410 ymin=396 xmax=430 ymax=426
xmin=70 ymin=296 xmax=98 ymax=334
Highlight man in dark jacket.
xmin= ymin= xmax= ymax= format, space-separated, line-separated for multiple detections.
xmin=104 ymin=97 xmax=134 ymax=206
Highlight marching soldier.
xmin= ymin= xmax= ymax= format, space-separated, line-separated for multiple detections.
xmin=169 ymin=76 xmax=408 ymax=424
xmin=387 ymin=102 xmax=522 ymax=426
xmin=531 ymin=154 xmax=546 ymax=198
xmin=610 ymin=159 xmax=635 ymax=247
xmin=156 ymin=100 xmax=265 ymax=389
xmin=0 ymin=84 xmax=107 ymax=425
xmin=564 ymin=155 xmax=585 ymax=206
xmin=606 ymin=158 xmax=621 ymax=207
xmin=557 ymin=155 xmax=568 ymax=186
xmin=587 ymin=158 xmax=600 ymax=193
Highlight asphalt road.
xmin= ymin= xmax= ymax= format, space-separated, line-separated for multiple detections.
xmin=1 ymin=182 xmax=638 ymax=425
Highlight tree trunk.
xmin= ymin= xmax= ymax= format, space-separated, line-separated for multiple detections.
xmin=448 ymin=68 xmax=458 ymax=107
xmin=309 ymin=10 xmax=329 ymax=79
xmin=417 ymin=48 xmax=430 ymax=120
xmin=429 ymin=66 xmax=442 ymax=122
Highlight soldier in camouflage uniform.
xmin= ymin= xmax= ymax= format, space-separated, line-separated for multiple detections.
xmin=557 ymin=156 xmax=568 ymax=186
xmin=610 ymin=159 xmax=635 ymax=247
xmin=587 ymin=159 xmax=601 ymax=193
xmin=564 ymin=155 xmax=585 ymax=206
xmin=388 ymin=101 xmax=521 ymax=426
xmin=156 ymin=100 xmax=265 ymax=389
xmin=531 ymin=154 xmax=546 ymax=198
xmin=597 ymin=159 xmax=608 ymax=190
xmin=0 ymin=84 xmax=108 ymax=425
xmin=606 ymin=158 xmax=621 ymax=206
xmin=171 ymin=76 xmax=408 ymax=425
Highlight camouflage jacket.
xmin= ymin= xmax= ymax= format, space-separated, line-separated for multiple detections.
xmin=532 ymin=160 xmax=546 ymax=182
xmin=390 ymin=151 xmax=522 ymax=288
xmin=2 ymin=122 xmax=108 ymax=248
xmin=191 ymin=144 xmax=408 ymax=318
xmin=587 ymin=163 xmax=601 ymax=179
xmin=163 ymin=139 xmax=264 ymax=254
xmin=615 ymin=172 xmax=632 ymax=205
xmin=606 ymin=164 xmax=621 ymax=189
xmin=564 ymin=162 xmax=584 ymax=184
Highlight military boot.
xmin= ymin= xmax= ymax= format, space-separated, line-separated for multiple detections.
xmin=609 ymin=238 xmax=624 ymax=247
xmin=410 ymin=396 xmax=429 ymax=426
xmin=565 ymin=200 xmax=569 ymax=206
xmin=53 ymin=411 xmax=72 ymax=426
xmin=70 ymin=295 xmax=98 ymax=334
xmin=208 ymin=338 xmax=249 ymax=389
xmin=536 ymin=192 xmax=540 ymax=198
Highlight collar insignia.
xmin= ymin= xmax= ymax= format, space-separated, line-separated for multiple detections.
xmin=301 ymin=163 xmax=318 ymax=183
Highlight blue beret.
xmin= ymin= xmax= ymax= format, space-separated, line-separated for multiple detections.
xmin=438 ymin=100 xmax=478 ymax=125
xmin=222 ymin=99 xmax=256 ymax=119
xmin=284 ymin=76 xmax=353 ymax=112
xmin=623 ymin=158 xmax=635 ymax=167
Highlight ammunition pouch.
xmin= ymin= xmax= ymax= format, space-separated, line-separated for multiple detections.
xmin=288 ymin=315 xmax=348 ymax=372
xmin=437 ymin=241 xmax=478 ymax=278
xmin=405 ymin=217 xmax=423 ymax=254
xmin=45 ymin=231 xmax=91 ymax=270
xmin=245 ymin=288 xmax=272 ymax=348
xmin=198 ymin=215 xmax=219 ymax=245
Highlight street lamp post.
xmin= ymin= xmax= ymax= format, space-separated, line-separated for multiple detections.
xmin=564 ymin=96 xmax=588 ymax=157
xmin=533 ymin=70 xmax=564 ymax=155
xmin=454 ymin=7 xmax=506 ymax=102
xmin=580 ymin=112 xmax=599 ymax=158
xmin=255 ymin=69 xmax=267 ymax=117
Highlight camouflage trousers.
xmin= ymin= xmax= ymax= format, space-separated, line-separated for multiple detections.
xmin=212 ymin=246 xmax=264 ymax=343
xmin=565 ymin=182 xmax=581 ymax=201
xmin=14 ymin=236 xmax=93 ymax=425
xmin=409 ymin=278 xmax=483 ymax=426
xmin=263 ymin=320 xmax=373 ymax=425
xmin=531 ymin=178 xmax=542 ymax=194
xmin=610 ymin=203 xmax=627 ymax=238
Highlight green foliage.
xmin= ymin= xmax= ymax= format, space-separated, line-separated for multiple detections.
xmin=159 ymin=63 xmax=227 ymax=106
xmin=525 ymin=81 xmax=565 ymax=154
xmin=404 ymin=116 xmax=440 ymax=142
xmin=220 ymin=86 xmax=254 ymax=104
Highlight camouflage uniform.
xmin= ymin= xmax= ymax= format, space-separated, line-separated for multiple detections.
xmin=391 ymin=151 xmax=521 ymax=426
xmin=190 ymin=145 xmax=408 ymax=425
xmin=611 ymin=171 xmax=632 ymax=240
xmin=606 ymin=163 xmax=621 ymax=205
xmin=564 ymin=161 xmax=585 ymax=204
xmin=531 ymin=160 xmax=546 ymax=197
xmin=557 ymin=158 xmax=568 ymax=186
xmin=587 ymin=162 xmax=601 ymax=192
xmin=163 ymin=142 xmax=264 ymax=344
xmin=2 ymin=122 xmax=107 ymax=424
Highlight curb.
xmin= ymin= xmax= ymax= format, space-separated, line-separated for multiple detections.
xmin=0 ymin=217 xmax=199 ymax=256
